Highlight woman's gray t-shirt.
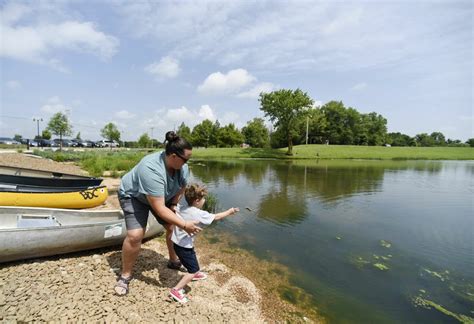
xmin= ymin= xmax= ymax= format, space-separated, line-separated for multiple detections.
xmin=118 ymin=151 xmax=189 ymax=205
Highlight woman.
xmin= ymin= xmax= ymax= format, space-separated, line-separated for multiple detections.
xmin=114 ymin=131 xmax=201 ymax=295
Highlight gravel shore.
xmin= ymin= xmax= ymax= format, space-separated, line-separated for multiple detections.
xmin=0 ymin=153 xmax=320 ymax=323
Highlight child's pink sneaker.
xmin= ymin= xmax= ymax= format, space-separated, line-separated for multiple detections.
xmin=170 ymin=288 xmax=188 ymax=303
xmin=192 ymin=272 xmax=208 ymax=281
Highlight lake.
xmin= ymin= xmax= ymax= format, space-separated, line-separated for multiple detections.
xmin=189 ymin=159 xmax=473 ymax=323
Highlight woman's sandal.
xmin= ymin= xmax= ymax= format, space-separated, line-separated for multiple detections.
xmin=114 ymin=275 xmax=132 ymax=296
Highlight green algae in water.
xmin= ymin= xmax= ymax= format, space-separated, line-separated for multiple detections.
xmin=278 ymin=285 xmax=313 ymax=307
xmin=413 ymin=296 xmax=474 ymax=323
xmin=351 ymin=256 xmax=371 ymax=269
xmin=206 ymin=236 xmax=221 ymax=244
xmin=373 ymin=263 xmax=390 ymax=271
xmin=380 ymin=240 xmax=392 ymax=248
xmin=423 ymin=268 xmax=450 ymax=282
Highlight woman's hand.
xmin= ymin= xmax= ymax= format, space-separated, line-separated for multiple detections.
xmin=183 ymin=220 xmax=202 ymax=235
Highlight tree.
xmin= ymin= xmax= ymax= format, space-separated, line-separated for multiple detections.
xmin=177 ymin=123 xmax=192 ymax=142
xmin=101 ymin=123 xmax=120 ymax=142
xmin=138 ymin=133 xmax=151 ymax=148
xmin=260 ymin=89 xmax=313 ymax=155
xmin=430 ymin=132 xmax=446 ymax=146
xmin=47 ymin=112 xmax=73 ymax=150
xmin=363 ymin=112 xmax=387 ymax=146
xmin=42 ymin=129 xmax=52 ymax=140
xmin=415 ymin=133 xmax=434 ymax=147
xmin=242 ymin=118 xmax=269 ymax=148
xmin=75 ymin=132 xmax=81 ymax=140
xmin=216 ymin=123 xmax=244 ymax=147
xmin=387 ymin=132 xmax=414 ymax=146
xmin=13 ymin=134 xmax=22 ymax=142
xmin=209 ymin=120 xmax=221 ymax=147
xmin=191 ymin=120 xmax=213 ymax=147
xmin=466 ymin=138 xmax=474 ymax=147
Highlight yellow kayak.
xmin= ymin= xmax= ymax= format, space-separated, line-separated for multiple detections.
xmin=0 ymin=186 xmax=108 ymax=209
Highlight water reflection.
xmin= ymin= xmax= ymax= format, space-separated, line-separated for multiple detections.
xmin=190 ymin=159 xmax=474 ymax=323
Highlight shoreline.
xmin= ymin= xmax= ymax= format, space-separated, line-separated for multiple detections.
xmin=0 ymin=153 xmax=323 ymax=323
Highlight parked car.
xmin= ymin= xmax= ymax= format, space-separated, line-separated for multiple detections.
xmin=0 ymin=137 xmax=20 ymax=145
xmin=81 ymin=140 xmax=95 ymax=148
xmin=53 ymin=138 xmax=74 ymax=147
xmin=96 ymin=140 xmax=119 ymax=148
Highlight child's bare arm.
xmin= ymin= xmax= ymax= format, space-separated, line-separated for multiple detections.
xmin=214 ymin=207 xmax=239 ymax=221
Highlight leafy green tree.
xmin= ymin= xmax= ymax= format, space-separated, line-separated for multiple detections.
xmin=363 ymin=112 xmax=387 ymax=146
xmin=216 ymin=123 xmax=244 ymax=147
xmin=415 ymin=133 xmax=434 ymax=147
xmin=387 ymin=132 xmax=414 ymax=146
xmin=260 ymin=89 xmax=313 ymax=155
xmin=138 ymin=133 xmax=151 ymax=148
xmin=320 ymin=101 xmax=347 ymax=145
xmin=177 ymin=123 xmax=192 ymax=142
xmin=42 ymin=129 xmax=52 ymax=140
xmin=101 ymin=123 xmax=120 ymax=142
xmin=242 ymin=118 xmax=269 ymax=148
xmin=297 ymin=107 xmax=327 ymax=144
xmin=13 ymin=134 xmax=22 ymax=142
xmin=75 ymin=132 xmax=81 ymax=140
xmin=47 ymin=112 xmax=73 ymax=150
xmin=466 ymin=138 xmax=474 ymax=147
xmin=430 ymin=132 xmax=446 ymax=146
xmin=209 ymin=120 xmax=221 ymax=147
xmin=191 ymin=119 xmax=213 ymax=147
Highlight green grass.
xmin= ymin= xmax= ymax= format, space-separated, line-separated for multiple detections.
xmin=192 ymin=145 xmax=474 ymax=160
xmin=33 ymin=149 xmax=148 ymax=177
xmin=29 ymin=145 xmax=473 ymax=177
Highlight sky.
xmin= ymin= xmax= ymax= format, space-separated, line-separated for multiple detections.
xmin=1 ymin=0 xmax=472 ymax=142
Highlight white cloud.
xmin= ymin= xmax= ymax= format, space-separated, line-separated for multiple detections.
xmin=237 ymin=82 xmax=276 ymax=99
xmin=115 ymin=110 xmax=136 ymax=119
xmin=197 ymin=69 xmax=255 ymax=95
xmin=164 ymin=106 xmax=195 ymax=122
xmin=198 ymin=105 xmax=216 ymax=121
xmin=351 ymin=82 xmax=368 ymax=91
xmin=40 ymin=96 xmax=71 ymax=115
xmin=0 ymin=2 xmax=119 ymax=70
xmin=145 ymin=56 xmax=181 ymax=79
xmin=115 ymin=2 xmax=471 ymax=74
xmin=220 ymin=112 xmax=242 ymax=127
xmin=6 ymin=80 xmax=21 ymax=89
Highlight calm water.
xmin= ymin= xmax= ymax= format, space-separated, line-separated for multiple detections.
xmin=189 ymin=159 xmax=474 ymax=323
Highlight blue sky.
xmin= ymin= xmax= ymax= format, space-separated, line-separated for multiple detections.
xmin=1 ymin=0 xmax=472 ymax=142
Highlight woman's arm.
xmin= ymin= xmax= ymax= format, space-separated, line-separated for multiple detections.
xmin=147 ymin=195 xmax=202 ymax=235
xmin=168 ymin=187 xmax=185 ymax=212
xmin=214 ymin=207 xmax=239 ymax=221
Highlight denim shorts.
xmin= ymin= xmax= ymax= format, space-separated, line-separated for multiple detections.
xmin=119 ymin=196 xmax=168 ymax=230
xmin=173 ymin=243 xmax=200 ymax=274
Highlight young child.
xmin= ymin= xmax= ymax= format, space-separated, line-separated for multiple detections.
xmin=169 ymin=183 xmax=239 ymax=303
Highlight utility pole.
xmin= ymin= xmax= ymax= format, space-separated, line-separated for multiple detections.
xmin=150 ymin=127 xmax=154 ymax=148
xmin=33 ymin=117 xmax=43 ymax=139
xmin=305 ymin=116 xmax=309 ymax=145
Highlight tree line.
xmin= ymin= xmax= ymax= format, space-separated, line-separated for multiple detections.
xmin=16 ymin=89 xmax=474 ymax=152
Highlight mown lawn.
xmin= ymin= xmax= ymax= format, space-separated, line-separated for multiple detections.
xmin=192 ymin=145 xmax=474 ymax=160
xmin=31 ymin=145 xmax=473 ymax=177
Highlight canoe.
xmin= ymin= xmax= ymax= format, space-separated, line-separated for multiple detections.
xmin=0 ymin=165 xmax=102 ymax=187
xmin=0 ymin=185 xmax=108 ymax=209
xmin=0 ymin=183 xmax=100 ymax=193
xmin=0 ymin=206 xmax=163 ymax=263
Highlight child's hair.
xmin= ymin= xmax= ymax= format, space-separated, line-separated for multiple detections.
xmin=185 ymin=183 xmax=208 ymax=205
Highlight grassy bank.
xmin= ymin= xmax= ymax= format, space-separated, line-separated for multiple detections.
xmin=30 ymin=145 xmax=473 ymax=177
xmin=192 ymin=145 xmax=474 ymax=160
